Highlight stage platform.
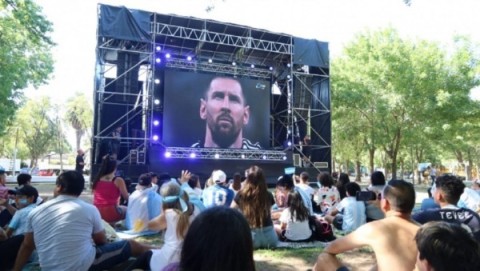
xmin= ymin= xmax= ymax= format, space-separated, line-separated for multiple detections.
xmin=91 ymin=145 xmax=325 ymax=186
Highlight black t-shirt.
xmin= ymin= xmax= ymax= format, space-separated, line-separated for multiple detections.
xmin=234 ymin=191 xmax=274 ymax=228
xmin=413 ymin=207 xmax=480 ymax=241
xmin=75 ymin=154 xmax=84 ymax=171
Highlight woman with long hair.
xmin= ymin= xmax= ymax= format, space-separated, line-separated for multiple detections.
xmin=274 ymin=190 xmax=312 ymax=242
xmin=336 ymin=173 xmax=351 ymax=199
xmin=231 ymin=165 xmax=278 ymax=248
xmin=92 ymin=155 xmax=129 ymax=224
xmin=229 ymin=172 xmax=243 ymax=195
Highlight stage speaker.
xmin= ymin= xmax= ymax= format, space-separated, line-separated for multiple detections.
xmin=137 ymin=150 xmax=146 ymax=164
xmin=293 ymin=154 xmax=301 ymax=167
xmin=129 ymin=150 xmax=138 ymax=164
xmin=116 ymin=52 xmax=140 ymax=103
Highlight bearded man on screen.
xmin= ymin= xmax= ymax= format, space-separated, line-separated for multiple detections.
xmin=191 ymin=76 xmax=261 ymax=150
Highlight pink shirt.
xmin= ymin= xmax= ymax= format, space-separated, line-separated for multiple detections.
xmin=0 ymin=185 xmax=9 ymax=200
xmin=93 ymin=180 xmax=121 ymax=206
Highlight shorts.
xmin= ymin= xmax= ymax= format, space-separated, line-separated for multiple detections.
xmin=96 ymin=205 xmax=125 ymax=223
xmin=337 ymin=266 xmax=350 ymax=271
xmin=251 ymin=226 xmax=278 ymax=249
xmin=89 ymin=240 xmax=131 ymax=271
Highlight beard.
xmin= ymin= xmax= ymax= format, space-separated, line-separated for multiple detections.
xmin=208 ymin=113 xmax=241 ymax=148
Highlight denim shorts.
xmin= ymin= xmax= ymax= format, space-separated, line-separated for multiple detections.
xmin=89 ymin=240 xmax=131 ymax=271
xmin=251 ymin=225 xmax=278 ymax=249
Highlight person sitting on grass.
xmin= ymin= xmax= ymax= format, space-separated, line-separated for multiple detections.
xmin=13 ymin=171 xmax=152 ymax=271
xmin=231 ymin=166 xmax=278 ymax=249
xmin=415 ymin=221 xmax=480 ymax=271
xmin=323 ymin=182 xmax=366 ymax=233
xmin=92 ymin=155 xmax=129 ymax=225
xmin=272 ymin=174 xmax=313 ymax=220
xmin=127 ymin=180 xmax=200 ymax=271
xmin=314 ymin=180 xmax=419 ymax=271
xmin=202 ymin=170 xmax=234 ymax=208
xmin=274 ymin=190 xmax=312 ymax=242
xmin=125 ymin=173 xmax=162 ymax=232
xmin=315 ymin=172 xmax=340 ymax=214
xmin=5 ymin=185 xmax=38 ymax=237
xmin=413 ymin=174 xmax=480 ymax=241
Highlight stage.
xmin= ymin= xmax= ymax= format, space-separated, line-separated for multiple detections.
xmin=91 ymin=4 xmax=331 ymax=186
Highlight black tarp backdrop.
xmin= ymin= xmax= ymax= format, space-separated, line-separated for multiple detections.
xmin=98 ymin=5 xmax=151 ymax=42
xmin=293 ymin=38 xmax=329 ymax=68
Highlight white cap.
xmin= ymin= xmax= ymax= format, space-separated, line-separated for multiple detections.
xmin=212 ymin=170 xmax=227 ymax=183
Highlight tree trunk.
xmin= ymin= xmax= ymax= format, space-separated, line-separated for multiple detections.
xmin=399 ymin=159 xmax=404 ymax=180
xmin=59 ymin=153 xmax=64 ymax=172
xmin=467 ymin=148 xmax=473 ymax=181
xmin=355 ymin=160 xmax=361 ymax=182
xmin=76 ymin=129 xmax=83 ymax=151
xmin=369 ymin=148 xmax=375 ymax=175
xmin=414 ymin=146 xmax=424 ymax=185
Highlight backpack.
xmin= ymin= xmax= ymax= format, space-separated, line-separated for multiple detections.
xmin=308 ymin=216 xmax=336 ymax=242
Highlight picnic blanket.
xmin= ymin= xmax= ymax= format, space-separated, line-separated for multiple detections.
xmin=276 ymin=240 xmax=330 ymax=249
xmin=116 ymin=229 xmax=159 ymax=240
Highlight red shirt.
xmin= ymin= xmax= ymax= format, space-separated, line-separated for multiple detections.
xmin=93 ymin=180 xmax=120 ymax=206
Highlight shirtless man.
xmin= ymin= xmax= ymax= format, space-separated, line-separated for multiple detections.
xmin=314 ymin=179 xmax=419 ymax=271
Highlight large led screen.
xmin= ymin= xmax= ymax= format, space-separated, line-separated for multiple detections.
xmin=163 ymin=70 xmax=270 ymax=149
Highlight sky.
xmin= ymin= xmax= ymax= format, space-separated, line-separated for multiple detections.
xmin=27 ymin=0 xmax=480 ymax=104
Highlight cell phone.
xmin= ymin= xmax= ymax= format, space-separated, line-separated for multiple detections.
xmin=356 ymin=191 xmax=377 ymax=201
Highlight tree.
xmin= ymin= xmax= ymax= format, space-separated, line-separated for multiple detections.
xmin=15 ymin=97 xmax=59 ymax=168
xmin=332 ymin=28 xmax=479 ymax=178
xmin=0 ymin=0 xmax=54 ymax=134
xmin=65 ymin=92 xmax=93 ymax=151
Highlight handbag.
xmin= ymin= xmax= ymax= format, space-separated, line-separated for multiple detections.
xmin=308 ymin=215 xmax=336 ymax=242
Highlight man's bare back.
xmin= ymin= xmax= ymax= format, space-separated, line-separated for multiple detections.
xmin=367 ymin=216 xmax=419 ymax=270
xmin=316 ymin=215 xmax=419 ymax=271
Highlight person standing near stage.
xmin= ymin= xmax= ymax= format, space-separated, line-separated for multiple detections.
xmin=110 ymin=126 xmax=122 ymax=159
xmin=192 ymin=76 xmax=261 ymax=149
xmin=75 ymin=149 xmax=85 ymax=175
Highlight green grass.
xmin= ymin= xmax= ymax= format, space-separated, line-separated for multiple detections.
xmin=254 ymin=247 xmax=321 ymax=271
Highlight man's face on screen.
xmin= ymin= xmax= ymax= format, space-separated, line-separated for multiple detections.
xmin=200 ymin=77 xmax=250 ymax=147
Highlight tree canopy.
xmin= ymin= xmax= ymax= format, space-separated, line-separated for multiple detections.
xmin=332 ymin=28 xmax=480 ymax=180
xmin=0 ymin=0 xmax=54 ymax=133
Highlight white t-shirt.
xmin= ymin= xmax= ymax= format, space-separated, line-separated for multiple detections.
xmin=150 ymin=207 xmax=200 ymax=271
xmin=27 ymin=195 xmax=103 ymax=271
xmin=315 ymin=186 xmax=341 ymax=213
xmin=279 ymin=208 xmax=312 ymax=241
xmin=458 ymin=187 xmax=480 ymax=212
xmin=336 ymin=196 xmax=366 ymax=232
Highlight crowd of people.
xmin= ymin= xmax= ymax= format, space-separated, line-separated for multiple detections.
xmin=1 ymin=163 xmax=480 ymax=271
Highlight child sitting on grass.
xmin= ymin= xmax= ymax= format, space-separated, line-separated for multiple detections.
xmin=274 ymin=190 xmax=312 ymax=242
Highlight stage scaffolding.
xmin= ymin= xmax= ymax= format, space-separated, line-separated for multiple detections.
xmin=93 ymin=4 xmax=330 ymax=172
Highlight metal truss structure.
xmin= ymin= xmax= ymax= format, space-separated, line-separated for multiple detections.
xmin=93 ymin=5 xmax=330 ymax=169
xmin=164 ymin=147 xmax=287 ymax=161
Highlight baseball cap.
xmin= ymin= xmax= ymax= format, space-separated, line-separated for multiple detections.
xmin=16 ymin=185 xmax=39 ymax=200
xmin=212 ymin=170 xmax=227 ymax=183
xmin=0 ymin=167 xmax=5 ymax=175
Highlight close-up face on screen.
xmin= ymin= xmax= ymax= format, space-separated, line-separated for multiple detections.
xmin=162 ymin=70 xmax=270 ymax=149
